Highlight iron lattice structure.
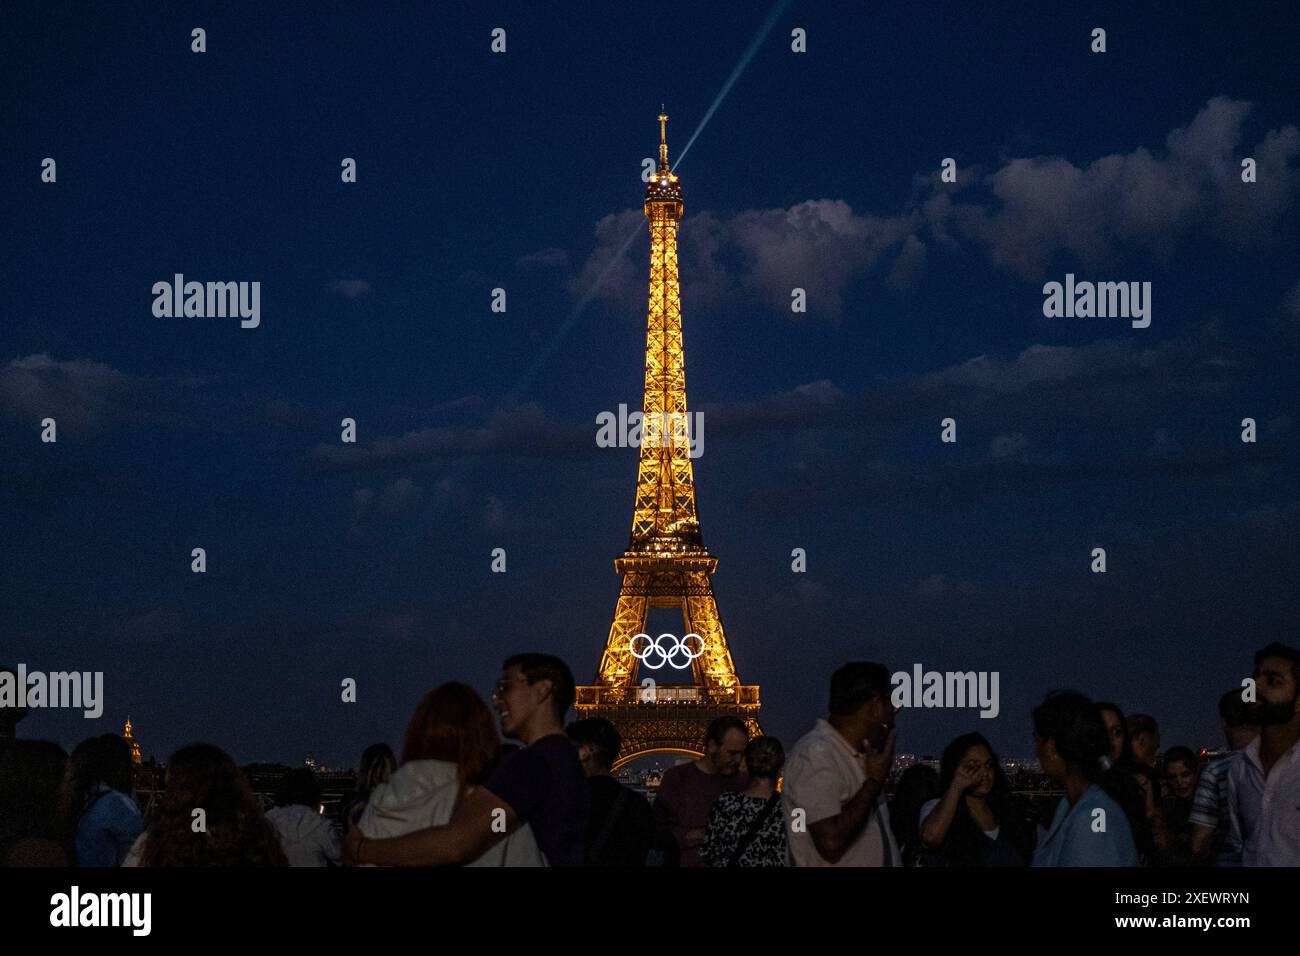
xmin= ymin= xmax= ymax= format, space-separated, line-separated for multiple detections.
xmin=575 ymin=113 xmax=760 ymax=770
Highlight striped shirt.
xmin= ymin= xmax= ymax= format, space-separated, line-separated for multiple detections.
xmin=1188 ymin=753 xmax=1241 ymax=866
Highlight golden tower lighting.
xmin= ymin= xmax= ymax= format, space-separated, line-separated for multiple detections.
xmin=575 ymin=111 xmax=760 ymax=769
xmin=123 ymin=716 xmax=142 ymax=766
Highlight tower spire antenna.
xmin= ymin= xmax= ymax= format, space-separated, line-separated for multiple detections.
xmin=576 ymin=103 xmax=758 ymax=769
xmin=658 ymin=108 xmax=669 ymax=169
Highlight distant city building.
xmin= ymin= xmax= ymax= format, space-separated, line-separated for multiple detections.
xmin=123 ymin=716 xmax=142 ymax=765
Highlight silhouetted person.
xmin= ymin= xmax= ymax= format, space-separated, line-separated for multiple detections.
xmin=1127 ymin=714 xmax=1161 ymax=769
xmin=1156 ymin=745 xmax=1201 ymax=866
xmin=566 ymin=717 xmax=653 ymax=866
xmin=69 ymin=733 xmax=143 ymax=866
xmin=889 ymin=764 xmax=939 ymax=867
xmin=1189 ymin=688 xmax=1260 ymax=864
xmin=125 ymin=743 xmax=287 ymax=866
xmin=1096 ymin=701 xmax=1163 ymax=860
xmin=1032 ymin=691 xmax=1138 ymax=866
xmin=0 ymin=665 xmax=28 ymax=746
xmin=0 ymin=739 xmax=70 ymax=865
xmin=267 ymin=767 xmax=340 ymax=866
xmin=338 ymin=742 xmax=396 ymax=831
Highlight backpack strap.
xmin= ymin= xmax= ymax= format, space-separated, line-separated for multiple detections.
xmin=587 ymin=785 xmax=632 ymax=864
xmin=726 ymin=793 xmax=781 ymax=867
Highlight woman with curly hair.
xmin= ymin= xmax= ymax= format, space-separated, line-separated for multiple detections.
xmin=123 ymin=743 xmax=287 ymax=867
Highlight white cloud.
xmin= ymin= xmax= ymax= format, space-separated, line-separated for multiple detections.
xmin=516 ymin=247 xmax=569 ymax=271
xmin=327 ymin=279 xmax=371 ymax=299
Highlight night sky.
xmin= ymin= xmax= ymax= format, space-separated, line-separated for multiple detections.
xmin=4 ymin=1 xmax=1299 ymax=768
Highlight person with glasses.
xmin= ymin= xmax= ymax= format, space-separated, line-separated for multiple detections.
xmin=781 ymin=662 xmax=900 ymax=866
xmin=344 ymin=653 xmax=588 ymax=866
xmin=353 ymin=682 xmax=543 ymax=866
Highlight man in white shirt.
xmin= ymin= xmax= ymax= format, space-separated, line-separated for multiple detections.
xmin=782 ymin=661 xmax=898 ymax=866
xmin=1228 ymin=642 xmax=1300 ymax=866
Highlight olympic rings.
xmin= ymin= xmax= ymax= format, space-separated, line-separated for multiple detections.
xmin=629 ymin=632 xmax=704 ymax=670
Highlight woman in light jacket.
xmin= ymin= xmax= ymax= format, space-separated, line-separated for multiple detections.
xmin=355 ymin=681 xmax=544 ymax=866
xmin=1031 ymin=691 xmax=1139 ymax=867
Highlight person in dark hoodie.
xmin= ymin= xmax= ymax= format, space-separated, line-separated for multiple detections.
xmin=0 ymin=739 xmax=71 ymax=865
xmin=566 ymin=718 xmax=653 ymax=866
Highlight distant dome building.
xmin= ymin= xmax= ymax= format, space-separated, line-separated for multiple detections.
xmin=123 ymin=717 xmax=142 ymax=766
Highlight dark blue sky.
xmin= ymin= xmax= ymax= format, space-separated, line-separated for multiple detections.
xmin=4 ymin=1 xmax=1299 ymax=766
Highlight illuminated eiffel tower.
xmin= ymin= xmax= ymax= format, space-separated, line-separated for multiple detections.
xmin=574 ymin=111 xmax=760 ymax=769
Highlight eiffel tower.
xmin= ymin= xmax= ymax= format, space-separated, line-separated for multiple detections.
xmin=574 ymin=111 xmax=760 ymax=769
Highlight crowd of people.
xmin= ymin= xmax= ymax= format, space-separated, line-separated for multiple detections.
xmin=1 ymin=642 xmax=1297 ymax=867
